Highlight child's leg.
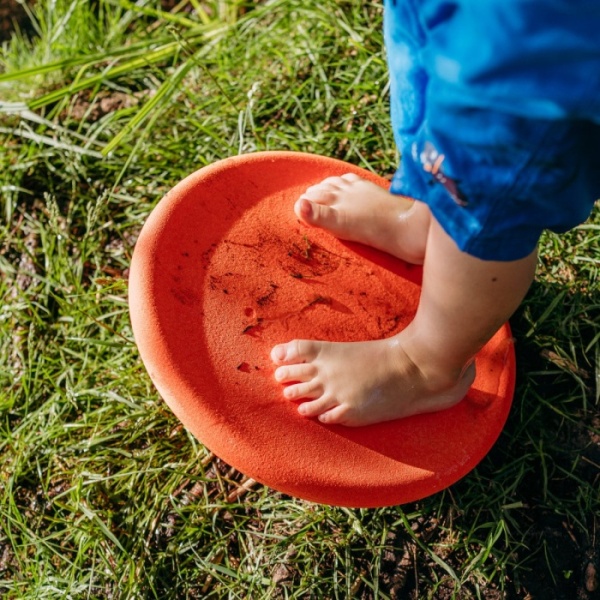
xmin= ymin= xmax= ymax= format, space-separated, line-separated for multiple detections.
xmin=271 ymin=212 xmax=536 ymax=427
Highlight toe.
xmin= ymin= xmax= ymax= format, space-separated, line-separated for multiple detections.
xmin=294 ymin=198 xmax=342 ymax=230
xmin=317 ymin=404 xmax=350 ymax=425
xmin=274 ymin=363 xmax=317 ymax=383
xmin=297 ymin=396 xmax=338 ymax=418
xmin=300 ymin=178 xmax=342 ymax=201
xmin=270 ymin=339 xmax=319 ymax=365
xmin=299 ymin=187 xmax=337 ymax=204
xmin=317 ymin=176 xmax=346 ymax=188
xmin=340 ymin=173 xmax=362 ymax=183
xmin=294 ymin=198 xmax=315 ymax=222
xmin=283 ymin=380 xmax=322 ymax=400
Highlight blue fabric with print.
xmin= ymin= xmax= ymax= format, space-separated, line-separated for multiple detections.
xmin=384 ymin=0 xmax=600 ymax=261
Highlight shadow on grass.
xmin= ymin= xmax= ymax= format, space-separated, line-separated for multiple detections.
xmin=474 ymin=277 xmax=599 ymax=599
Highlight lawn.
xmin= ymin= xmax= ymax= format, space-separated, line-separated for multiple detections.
xmin=1 ymin=1 xmax=599 ymax=598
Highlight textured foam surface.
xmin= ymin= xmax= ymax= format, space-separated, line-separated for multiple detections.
xmin=129 ymin=151 xmax=516 ymax=507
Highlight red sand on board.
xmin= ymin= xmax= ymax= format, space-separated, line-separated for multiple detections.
xmin=129 ymin=151 xmax=515 ymax=507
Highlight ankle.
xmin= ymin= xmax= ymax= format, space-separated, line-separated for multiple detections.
xmin=394 ymin=332 xmax=471 ymax=391
xmin=390 ymin=200 xmax=429 ymax=265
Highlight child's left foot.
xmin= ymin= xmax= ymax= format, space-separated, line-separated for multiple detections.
xmin=270 ymin=333 xmax=475 ymax=427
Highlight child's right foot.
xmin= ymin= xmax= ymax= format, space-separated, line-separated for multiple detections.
xmin=271 ymin=332 xmax=475 ymax=427
xmin=296 ymin=173 xmax=430 ymax=264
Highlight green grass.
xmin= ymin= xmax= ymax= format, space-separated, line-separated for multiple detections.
xmin=1 ymin=1 xmax=599 ymax=598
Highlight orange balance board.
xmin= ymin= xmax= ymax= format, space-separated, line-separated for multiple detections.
xmin=129 ymin=151 xmax=515 ymax=508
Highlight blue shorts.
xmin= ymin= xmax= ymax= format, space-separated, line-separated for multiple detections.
xmin=384 ymin=0 xmax=600 ymax=261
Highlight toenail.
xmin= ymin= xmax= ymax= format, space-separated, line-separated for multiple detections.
xmin=271 ymin=346 xmax=286 ymax=361
xmin=299 ymin=198 xmax=313 ymax=219
xmin=274 ymin=367 xmax=286 ymax=381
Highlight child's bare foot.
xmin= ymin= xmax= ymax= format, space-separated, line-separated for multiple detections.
xmin=271 ymin=332 xmax=475 ymax=427
xmin=296 ymin=173 xmax=430 ymax=264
